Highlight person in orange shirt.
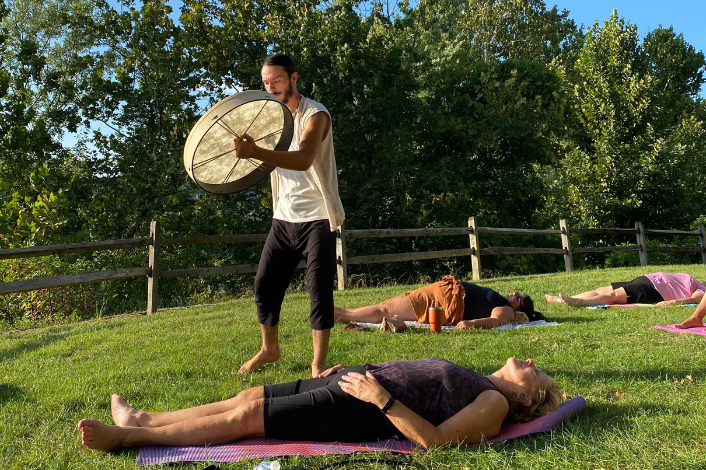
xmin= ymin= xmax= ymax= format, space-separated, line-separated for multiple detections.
xmin=334 ymin=276 xmax=545 ymax=329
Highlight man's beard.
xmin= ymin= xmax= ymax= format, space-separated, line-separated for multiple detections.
xmin=279 ymin=81 xmax=295 ymax=104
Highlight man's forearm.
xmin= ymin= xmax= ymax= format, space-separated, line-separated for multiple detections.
xmin=249 ymin=146 xmax=315 ymax=171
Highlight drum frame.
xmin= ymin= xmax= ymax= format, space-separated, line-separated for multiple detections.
xmin=184 ymin=90 xmax=294 ymax=194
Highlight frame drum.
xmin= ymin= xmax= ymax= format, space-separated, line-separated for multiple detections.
xmin=183 ymin=90 xmax=294 ymax=194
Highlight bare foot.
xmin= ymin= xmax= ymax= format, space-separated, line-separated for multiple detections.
xmin=559 ymin=294 xmax=587 ymax=307
xmin=333 ymin=307 xmax=347 ymax=323
xmin=111 ymin=394 xmax=145 ymax=427
xmin=545 ymin=294 xmax=562 ymax=303
xmin=238 ymin=349 xmax=281 ymax=374
xmin=78 ymin=419 xmax=128 ymax=451
xmin=675 ymin=317 xmax=704 ymax=329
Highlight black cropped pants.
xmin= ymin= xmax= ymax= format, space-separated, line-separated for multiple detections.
xmin=254 ymin=219 xmax=337 ymax=330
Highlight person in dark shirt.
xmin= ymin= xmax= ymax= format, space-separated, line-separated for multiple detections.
xmin=78 ymin=357 xmax=561 ymax=451
xmin=334 ymin=275 xmax=545 ymax=329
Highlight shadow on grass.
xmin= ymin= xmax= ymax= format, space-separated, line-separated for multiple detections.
xmin=0 ymin=329 xmax=78 ymax=363
xmin=0 ymin=318 xmax=133 ymax=364
xmin=555 ymin=366 xmax=706 ymax=383
xmin=477 ymin=401 xmax=664 ymax=454
xmin=0 ymin=383 xmax=25 ymax=406
xmin=547 ymin=314 xmax=600 ymax=325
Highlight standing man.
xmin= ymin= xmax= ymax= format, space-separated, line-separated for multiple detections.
xmin=233 ymin=54 xmax=345 ymax=377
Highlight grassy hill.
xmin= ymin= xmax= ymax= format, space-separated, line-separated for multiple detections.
xmin=2 ymin=265 xmax=706 ymax=469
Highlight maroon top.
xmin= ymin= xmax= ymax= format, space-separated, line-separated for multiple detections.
xmin=365 ymin=357 xmax=500 ymax=425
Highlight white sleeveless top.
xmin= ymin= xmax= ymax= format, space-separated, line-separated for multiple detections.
xmin=272 ymin=97 xmax=342 ymax=226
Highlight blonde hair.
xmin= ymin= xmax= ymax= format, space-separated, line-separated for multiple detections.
xmin=506 ymin=375 xmax=562 ymax=423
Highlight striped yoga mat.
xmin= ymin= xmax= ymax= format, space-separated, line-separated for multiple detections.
xmin=138 ymin=438 xmax=415 ymax=465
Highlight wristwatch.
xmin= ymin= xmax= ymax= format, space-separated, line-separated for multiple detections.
xmin=381 ymin=396 xmax=396 ymax=414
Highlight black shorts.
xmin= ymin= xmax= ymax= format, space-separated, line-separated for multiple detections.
xmin=263 ymin=366 xmax=398 ymax=442
xmin=611 ymin=276 xmax=664 ymax=304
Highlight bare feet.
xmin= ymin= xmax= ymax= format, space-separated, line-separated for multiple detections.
xmin=111 ymin=394 xmax=145 ymax=427
xmin=675 ymin=317 xmax=704 ymax=329
xmin=333 ymin=307 xmax=347 ymax=323
xmin=545 ymin=294 xmax=563 ymax=304
xmin=78 ymin=419 xmax=127 ymax=451
xmin=238 ymin=348 xmax=281 ymax=374
xmin=559 ymin=294 xmax=587 ymax=307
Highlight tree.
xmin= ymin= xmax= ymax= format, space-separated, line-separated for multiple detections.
xmin=459 ymin=0 xmax=580 ymax=63
xmin=643 ymin=26 xmax=706 ymax=129
xmin=551 ymin=10 xmax=706 ymax=229
xmin=0 ymin=0 xmax=89 ymax=247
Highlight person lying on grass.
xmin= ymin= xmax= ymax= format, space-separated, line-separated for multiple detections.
xmin=334 ymin=275 xmax=546 ymax=330
xmin=545 ymin=272 xmax=706 ymax=308
xmin=78 ymin=356 xmax=561 ymax=451
xmin=675 ymin=291 xmax=706 ymax=329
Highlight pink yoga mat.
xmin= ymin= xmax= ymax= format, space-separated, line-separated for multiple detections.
xmin=588 ymin=304 xmax=698 ymax=308
xmin=653 ymin=324 xmax=706 ymax=336
xmin=137 ymin=397 xmax=586 ymax=465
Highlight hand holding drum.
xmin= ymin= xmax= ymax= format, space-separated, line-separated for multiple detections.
xmin=183 ymin=90 xmax=294 ymax=194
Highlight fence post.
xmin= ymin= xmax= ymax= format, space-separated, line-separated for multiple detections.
xmin=560 ymin=219 xmax=574 ymax=272
xmin=469 ymin=217 xmax=482 ymax=280
xmin=635 ymin=221 xmax=648 ymax=267
xmin=698 ymin=223 xmax=706 ymax=265
xmin=147 ymin=220 xmax=161 ymax=314
xmin=336 ymin=225 xmax=348 ymax=290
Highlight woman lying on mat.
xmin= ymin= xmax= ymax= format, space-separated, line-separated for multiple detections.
xmin=334 ymin=275 xmax=545 ymax=329
xmin=545 ymin=272 xmax=706 ymax=307
xmin=78 ymin=356 xmax=561 ymax=451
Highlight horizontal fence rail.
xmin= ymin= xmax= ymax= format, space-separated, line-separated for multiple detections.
xmin=0 ymin=238 xmax=152 ymax=260
xmin=2 ymin=219 xmax=705 ymax=313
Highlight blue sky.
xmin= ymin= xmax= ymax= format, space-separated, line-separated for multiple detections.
xmin=553 ymin=0 xmax=706 ymax=55
xmin=554 ymin=1 xmax=706 ymax=96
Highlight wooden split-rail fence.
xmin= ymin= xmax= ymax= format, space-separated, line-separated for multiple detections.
xmin=1 ymin=219 xmax=705 ymax=314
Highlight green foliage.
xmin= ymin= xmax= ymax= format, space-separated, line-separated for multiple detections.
xmin=2 ymin=0 xmax=706 ymax=325
xmin=550 ymin=10 xmax=706 ymax=229
xmin=459 ymin=0 xmax=580 ymax=63
xmin=604 ymin=239 xmax=704 ymax=268
xmin=0 ymin=0 xmax=77 ymax=247
xmin=0 ymin=256 xmax=100 ymax=328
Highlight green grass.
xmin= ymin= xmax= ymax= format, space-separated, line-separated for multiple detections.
xmin=2 ymin=265 xmax=706 ymax=469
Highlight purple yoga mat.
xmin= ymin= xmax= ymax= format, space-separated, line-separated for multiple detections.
xmin=138 ymin=438 xmax=415 ymax=465
xmin=137 ymin=397 xmax=586 ymax=465
xmin=653 ymin=324 xmax=706 ymax=336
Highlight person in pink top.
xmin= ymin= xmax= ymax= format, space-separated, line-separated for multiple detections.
xmin=545 ymin=272 xmax=706 ymax=307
